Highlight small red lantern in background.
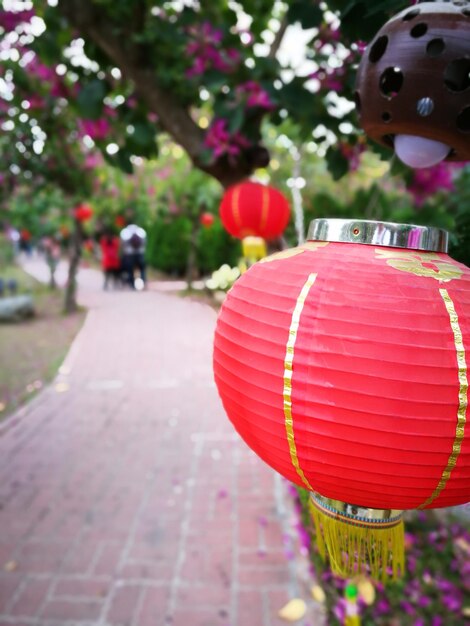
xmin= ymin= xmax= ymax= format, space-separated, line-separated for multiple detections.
xmin=213 ymin=218 xmax=470 ymax=581
xmin=200 ymin=212 xmax=215 ymax=228
xmin=82 ymin=238 xmax=94 ymax=253
xmin=115 ymin=215 xmax=126 ymax=229
xmin=219 ymin=181 xmax=290 ymax=240
xmin=74 ymin=203 xmax=93 ymax=222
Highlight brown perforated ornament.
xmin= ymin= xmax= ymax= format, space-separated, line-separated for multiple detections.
xmin=355 ymin=1 xmax=470 ymax=161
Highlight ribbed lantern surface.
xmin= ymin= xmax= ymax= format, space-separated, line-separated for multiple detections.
xmin=213 ymin=239 xmax=470 ymax=511
xmin=219 ymin=181 xmax=290 ymax=240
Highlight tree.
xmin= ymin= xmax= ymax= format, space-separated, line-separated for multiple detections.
xmin=0 ymin=7 xmax=99 ymax=311
xmin=1 ymin=0 xmax=411 ymax=190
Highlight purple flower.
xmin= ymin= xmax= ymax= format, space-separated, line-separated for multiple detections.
xmin=374 ymin=598 xmax=390 ymax=615
xmin=204 ymin=118 xmax=250 ymax=163
xmin=0 ymin=9 xmax=35 ymax=31
xmin=417 ymin=596 xmax=431 ymax=608
xmin=400 ymin=600 xmax=416 ymax=615
xmin=333 ymin=598 xmax=347 ymax=622
xmin=79 ymin=118 xmax=110 ymax=140
xmin=236 ymin=81 xmax=275 ymax=110
xmin=442 ymin=594 xmax=461 ymax=612
xmin=407 ymin=162 xmax=461 ymax=206
xmin=185 ymin=22 xmax=240 ymax=77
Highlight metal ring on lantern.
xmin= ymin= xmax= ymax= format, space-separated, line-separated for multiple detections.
xmin=311 ymin=492 xmax=403 ymax=529
xmin=307 ymin=218 xmax=449 ymax=253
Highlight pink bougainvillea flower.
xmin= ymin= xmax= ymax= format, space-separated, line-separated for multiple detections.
xmin=79 ymin=118 xmax=110 ymax=140
xmin=204 ymin=118 xmax=250 ymax=164
xmin=0 ymin=9 xmax=35 ymax=31
xmin=236 ymin=81 xmax=275 ymax=110
xmin=407 ymin=162 xmax=460 ymax=206
xmin=339 ymin=141 xmax=366 ymax=172
xmin=185 ymin=21 xmax=240 ymax=77
xmin=84 ymin=153 xmax=102 ymax=169
xmin=26 ymin=95 xmax=45 ymax=110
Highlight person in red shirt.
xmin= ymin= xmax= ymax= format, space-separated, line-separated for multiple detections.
xmin=99 ymin=230 xmax=121 ymax=290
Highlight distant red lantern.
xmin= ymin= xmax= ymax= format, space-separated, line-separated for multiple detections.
xmin=219 ymin=181 xmax=290 ymax=240
xmin=115 ymin=215 xmax=126 ymax=229
xmin=74 ymin=203 xmax=93 ymax=222
xmin=83 ymin=238 xmax=94 ymax=252
xmin=213 ymin=219 xmax=470 ymax=581
xmin=200 ymin=212 xmax=215 ymax=228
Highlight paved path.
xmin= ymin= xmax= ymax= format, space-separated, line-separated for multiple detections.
xmin=0 ymin=259 xmax=316 ymax=626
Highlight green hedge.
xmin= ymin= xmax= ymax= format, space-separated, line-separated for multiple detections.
xmin=146 ymin=215 xmax=241 ymax=276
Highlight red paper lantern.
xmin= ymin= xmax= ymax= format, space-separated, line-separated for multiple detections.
xmin=74 ymin=203 xmax=93 ymax=222
xmin=115 ymin=215 xmax=126 ymax=229
xmin=200 ymin=212 xmax=215 ymax=228
xmin=219 ymin=181 xmax=290 ymax=240
xmin=213 ymin=219 xmax=470 ymax=580
xmin=83 ymin=238 xmax=94 ymax=252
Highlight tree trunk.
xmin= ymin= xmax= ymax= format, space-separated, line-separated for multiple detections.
xmin=64 ymin=220 xmax=82 ymax=313
xmin=186 ymin=223 xmax=199 ymax=290
xmin=49 ymin=264 xmax=57 ymax=290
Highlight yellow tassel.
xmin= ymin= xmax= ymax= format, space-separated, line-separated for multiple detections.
xmin=309 ymin=498 xmax=405 ymax=583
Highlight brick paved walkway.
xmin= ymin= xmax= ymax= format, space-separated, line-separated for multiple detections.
xmin=0 ymin=258 xmax=318 ymax=626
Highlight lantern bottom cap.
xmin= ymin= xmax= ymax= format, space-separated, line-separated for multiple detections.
xmin=310 ymin=493 xmax=405 ymax=582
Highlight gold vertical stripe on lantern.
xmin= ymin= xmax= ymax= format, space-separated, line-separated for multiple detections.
xmin=231 ymin=185 xmax=242 ymax=230
xmin=259 ymin=185 xmax=269 ymax=233
xmin=284 ymin=273 xmax=317 ymax=491
xmin=419 ymin=288 xmax=468 ymax=508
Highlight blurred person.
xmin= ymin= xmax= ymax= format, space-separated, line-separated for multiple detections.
xmin=99 ymin=229 xmax=121 ymax=290
xmin=42 ymin=236 xmax=61 ymax=289
xmin=119 ymin=223 xmax=147 ymax=289
xmin=20 ymin=228 xmax=32 ymax=255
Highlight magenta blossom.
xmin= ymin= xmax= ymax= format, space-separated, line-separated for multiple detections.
xmin=407 ymin=162 xmax=458 ymax=206
xmin=186 ymin=21 xmax=240 ymax=77
xmin=79 ymin=118 xmax=110 ymax=140
xmin=26 ymin=95 xmax=45 ymax=110
xmin=204 ymin=118 xmax=250 ymax=163
xmin=0 ymin=9 xmax=35 ymax=31
xmin=236 ymin=81 xmax=275 ymax=110
xmin=339 ymin=141 xmax=366 ymax=172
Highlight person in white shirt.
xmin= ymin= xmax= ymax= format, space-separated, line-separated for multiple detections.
xmin=119 ymin=224 xmax=147 ymax=289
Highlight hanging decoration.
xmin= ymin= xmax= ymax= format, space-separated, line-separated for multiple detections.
xmin=74 ymin=203 xmax=93 ymax=222
xmin=200 ymin=212 xmax=215 ymax=228
xmin=219 ymin=180 xmax=290 ymax=240
xmin=241 ymin=236 xmax=267 ymax=267
xmin=355 ymin=1 xmax=470 ymax=168
xmin=213 ymin=218 xmax=470 ymax=581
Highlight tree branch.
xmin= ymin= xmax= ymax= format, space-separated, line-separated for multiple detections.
xmin=58 ymin=0 xmax=268 ymax=187
xmin=59 ymin=0 xmax=205 ymax=161
xmin=268 ymin=14 xmax=289 ymax=60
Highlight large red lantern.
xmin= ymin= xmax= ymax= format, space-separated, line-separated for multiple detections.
xmin=213 ymin=219 xmax=470 ymax=581
xmin=219 ymin=180 xmax=290 ymax=240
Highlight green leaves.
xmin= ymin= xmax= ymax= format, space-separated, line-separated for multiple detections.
xmin=76 ymin=80 xmax=107 ymax=120
xmin=287 ymin=2 xmax=323 ymax=29
xmin=325 ymin=146 xmax=349 ymax=180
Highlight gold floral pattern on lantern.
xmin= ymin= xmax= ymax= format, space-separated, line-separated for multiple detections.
xmin=261 ymin=241 xmax=329 ymax=264
xmin=375 ymin=249 xmax=462 ymax=283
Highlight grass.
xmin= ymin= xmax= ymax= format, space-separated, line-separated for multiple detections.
xmin=0 ymin=264 xmax=85 ymax=419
